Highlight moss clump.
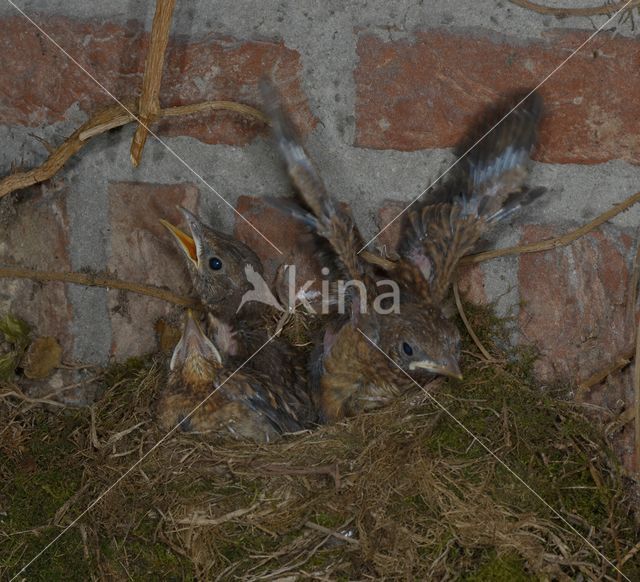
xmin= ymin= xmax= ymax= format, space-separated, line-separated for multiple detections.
xmin=0 ymin=313 xmax=30 ymax=380
xmin=465 ymin=551 xmax=534 ymax=581
xmin=1 ymin=303 xmax=638 ymax=579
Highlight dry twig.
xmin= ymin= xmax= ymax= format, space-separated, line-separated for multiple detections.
xmin=509 ymin=0 xmax=640 ymax=17
xmin=578 ymin=355 xmax=632 ymax=393
xmin=171 ymin=503 xmax=261 ymax=528
xmin=634 ymin=322 xmax=640 ymax=473
xmin=304 ymin=520 xmax=359 ymax=545
xmin=130 ymin=0 xmax=176 ymax=166
xmin=362 ymin=191 xmax=640 ymax=273
xmin=453 ymin=282 xmax=492 ymax=361
xmin=0 ymin=103 xmax=133 ymax=198
xmin=0 ymin=101 xmax=266 ymax=199
xmin=619 ymin=540 xmax=640 ymax=568
xmin=0 ymin=265 xmax=197 ymax=308
xmin=462 ymin=190 xmax=640 ymax=265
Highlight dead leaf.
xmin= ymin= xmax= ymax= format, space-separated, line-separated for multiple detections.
xmin=23 ymin=336 xmax=62 ymax=379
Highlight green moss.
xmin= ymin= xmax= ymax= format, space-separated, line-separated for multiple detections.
xmin=2 ymin=302 xmax=638 ymax=579
xmin=119 ymin=537 xmax=194 ymax=580
xmin=313 ymin=512 xmax=344 ymax=529
xmin=3 ymin=528 xmax=91 ymax=582
xmin=465 ymin=550 xmax=533 ymax=581
xmin=102 ymin=356 xmax=149 ymax=387
xmin=0 ymin=313 xmax=30 ymax=380
xmin=3 ymin=414 xmax=83 ymax=530
xmin=0 ymin=412 xmax=87 ymax=580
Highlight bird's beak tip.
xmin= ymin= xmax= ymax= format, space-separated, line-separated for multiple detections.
xmin=409 ymin=360 xmax=463 ymax=381
xmin=180 ymin=310 xmax=222 ymax=364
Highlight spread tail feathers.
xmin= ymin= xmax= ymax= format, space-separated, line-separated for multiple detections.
xmin=398 ymin=91 xmax=545 ymax=303
xmin=456 ymin=91 xmax=544 ymax=220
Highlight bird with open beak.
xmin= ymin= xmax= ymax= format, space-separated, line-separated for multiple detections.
xmin=159 ymin=208 xmax=315 ymax=425
xmin=160 ymin=208 xmax=263 ymax=322
xmin=261 ymin=81 xmax=544 ymax=422
xmin=154 ymin=309 xmax=304 ymax=442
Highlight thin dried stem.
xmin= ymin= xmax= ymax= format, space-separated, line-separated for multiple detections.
xmin=362 ymin=190 xmax=640 ymax=274
xmin=304 ymin=520 xmax=359 ymax=545
xmin=0 ymin=387 xmax=66 ymax=408
xmin=578 ymin=355 xmax=632 ymax=393
xmin=0 ymin=102 xmax=133 ymax=198
xmin=462 ymin=190 xmax=640 ymax=265
xmin=0 ymin=266 xmax=197 ymax=308
xmin=0 ymin=100 xmax=266 ymax=199
xmin=509 ymin=0 xmax=640 ymax=17
xmin=619 ymin=540 xmax=640 ymax=568
xmin=453 ymin=282 xmax=492 ymax=361
xmin=130 ymin=0 xmax=176 ymax=166
xmin=626 ymin=230 xmax=640 ymax=326
xmin=635 ymin=324 xmax=640 ymax=475
xmin=161 ymin=101 xmax=268 ymax=124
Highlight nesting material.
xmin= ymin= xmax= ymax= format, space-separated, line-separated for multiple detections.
xmin=0 ymin=306 xmax=638 ymax=580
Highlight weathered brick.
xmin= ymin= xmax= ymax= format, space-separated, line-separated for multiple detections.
xmin=107 ymin=182 xmax=198 ymax=360
xmin=356 ymin=30 xmax=640 ymax=164
xmin=518 ymin=225 xmax=632 ymax=384
xmin=582 ymin=371 xmax=636 ymax=475
xmin=0 ymin=16 xmax=314 ymax=145
xmin=0 ymin=187 xmax=74 ymax=357
xmin=233 ymin=195 xmax=323 ymax=294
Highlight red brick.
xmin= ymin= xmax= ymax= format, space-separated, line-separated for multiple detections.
xmin=375 ymin=199 xmax=487 ymax=304
xmin=456 ymin=263 xmax=487 ymax=306
xmin=233 ymin=195 xmax=323 ymax=291
xmin=518 ymin=225 xmax=632 ymax=384
xmin=107 ymin=182 xmax=198 ymax=360
xmin=356 ymin=30 xmax=640 ymax=164
xmin=0 ymin=16 xmax=314 ymax=145
xmin=0 ymin=188 xmax=73 ymax=357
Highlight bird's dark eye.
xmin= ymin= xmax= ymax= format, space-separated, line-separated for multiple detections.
xmin=402 ymin=342 xmax=413 ymax=356
xmin=209 ymin=257 xmax=223 ymax=271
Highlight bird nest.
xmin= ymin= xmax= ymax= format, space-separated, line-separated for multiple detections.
xmin=1 ymin=305 xmax=639 ymax=580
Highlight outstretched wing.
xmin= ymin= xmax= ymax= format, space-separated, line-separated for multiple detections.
xmin=397 ymin=91 xmax=545 ymax=303
xmin=261 ymin=80 xmax=375 ymax=291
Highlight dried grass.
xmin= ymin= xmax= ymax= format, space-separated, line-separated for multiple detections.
xmin=1 ymin=306 xmax=639 ymax=580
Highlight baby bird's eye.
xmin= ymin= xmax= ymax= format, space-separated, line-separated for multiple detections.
xmin=209 ymin=257 xmax=223 ymax=271
xmin=402 ymin=342 xmax=413 ymax=356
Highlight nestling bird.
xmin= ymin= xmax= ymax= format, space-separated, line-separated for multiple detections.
xmin=154 ymin=309 xmax=304 ymax=442
xmin=160 ymin=208 xmax=264 ymax=320
xmin=392 ymin=92 xmax=546 ymax=306
xmin=160 ymin=208 xmax=315 ymax=424
xmin=262 ymin=81 xmax=544 ymax=422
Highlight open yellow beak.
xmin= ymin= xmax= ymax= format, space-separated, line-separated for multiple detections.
xmin=160 ymin=219 xmax=198 ymax=265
